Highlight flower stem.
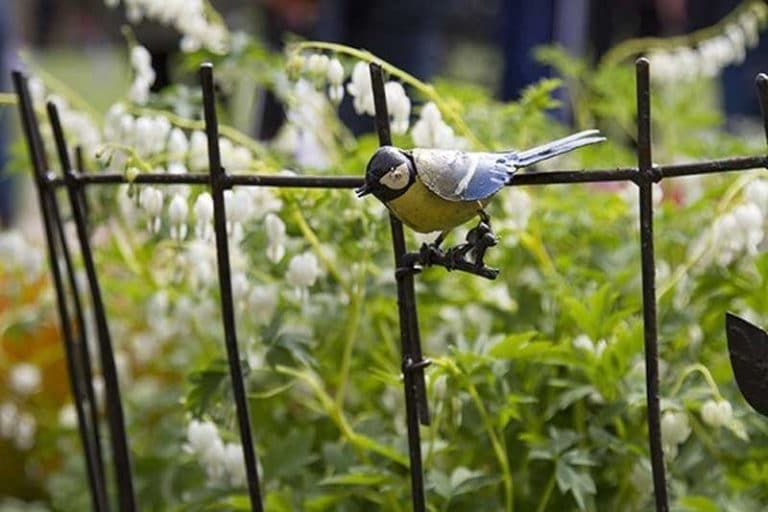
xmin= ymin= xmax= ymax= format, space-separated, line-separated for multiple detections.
xmin=276 ymin=365 xmax=408 ymax=466
xmin=96 ymin=142 xmax=154 ymax=172
xmin=670 ymin=363 xmax=723 ymax=400
xmin=466 ymin=379 xmax=514 ymax=512
xmin=334 ymin=265 xmax=365 ymax=406
xmin=291 ymin=206 xmax=351 ymax=295
xmin=535 ymin=470 xmax=557 ymax=512
xmin=438 ymin=358 xmax=514 ymax=512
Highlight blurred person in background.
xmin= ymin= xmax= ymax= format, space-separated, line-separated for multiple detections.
xmin=0 ymin=0 xmax=17 ymax=228
xmin=500 ymin=0 xmax=688 ymax=100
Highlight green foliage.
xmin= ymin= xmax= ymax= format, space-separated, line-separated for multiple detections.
xmin=6 ymin=7 xmax=768 ymax=512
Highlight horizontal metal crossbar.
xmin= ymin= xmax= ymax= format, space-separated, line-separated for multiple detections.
xmin=40 ymin=153 xmax=768 ymax=190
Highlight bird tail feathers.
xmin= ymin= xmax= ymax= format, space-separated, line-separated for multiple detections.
xmin=513 ymin=129 xmax=605 ymax=168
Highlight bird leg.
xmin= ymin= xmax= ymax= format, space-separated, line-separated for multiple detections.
xmin=407 ymin=211 xmax=499 ymax=280
xmin=467 ymin=210 xmax=498 ymax=268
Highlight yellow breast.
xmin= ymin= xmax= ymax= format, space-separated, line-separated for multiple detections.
xmin=386 ymin=178 xmax=484 ymax=233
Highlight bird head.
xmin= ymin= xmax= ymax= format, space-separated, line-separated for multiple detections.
xmin=356 ymin=146 xmax=415 ymax=202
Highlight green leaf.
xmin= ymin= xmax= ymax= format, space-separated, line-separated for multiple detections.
xmin=185 ymin=359 xmax=228 ymax=416
xmin=203 ymin=495 xmax=252 ymax=511
xmin=261 ymin=428 xmax=318 ymax=480
xmin=555 ymin=460 xmax=596 ymax=511
xmin=489 ymin=332 xmax=567 ymax=363
xmin=428 ymin=470 xmax=452 ymax=500
xmin=725 ymin=418 xmax=749 ymax=442
xmin=545 ymin=385 xmax=597 ymax=419
xmin=450 ymin=467 xmax=498 ymax=497
xmin=678 ymin=495 xmax=720 ymax=512
xmin=319 ymin=467 xmax=393 ymax=487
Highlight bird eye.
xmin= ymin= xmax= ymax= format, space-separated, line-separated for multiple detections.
xmin=379 ymin=163 xmax=409 ymax=190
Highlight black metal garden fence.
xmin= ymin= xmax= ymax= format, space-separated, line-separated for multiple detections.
xmin=11 ymin=59 xmax=768 ymax=512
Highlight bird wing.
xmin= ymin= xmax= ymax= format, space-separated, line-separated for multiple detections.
xmin=412 ymin=148 xmax=512 ymax=202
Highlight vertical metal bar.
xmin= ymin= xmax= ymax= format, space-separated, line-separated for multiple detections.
xmin=46 ymin=131 xmax=109 ymax=510
xmin=74 ymin=146 xmax=91 ymax=230
xmin=635 ymin=58 xmax=669 ymax=512
xmin=755 ymin=74 xmax=768 ymax=146
xmin=69 ymin=145 xmax=105 ymax=487
xmin=367 ymin=65 xmax=430 ymax=424
xmin=45 ymin=101 xmax=137 ymax=512
xmin=12 ymin=71 xmax=111 ymax=512
xmin=369 ymin=62 xmax=427 ymax=512
xmin=200 ymin=63 xmax=264 ymax=512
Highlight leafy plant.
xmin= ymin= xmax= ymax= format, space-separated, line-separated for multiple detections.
xmin=2 ymin=1 xmax=768 ymax=511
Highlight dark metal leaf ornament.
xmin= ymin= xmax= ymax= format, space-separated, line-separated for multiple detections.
xmin=726 ymin=312 xmax=768 ymax=417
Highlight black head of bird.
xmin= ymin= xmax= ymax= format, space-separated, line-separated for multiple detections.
xmin=356 ymin=146 xmax=415 ymax=202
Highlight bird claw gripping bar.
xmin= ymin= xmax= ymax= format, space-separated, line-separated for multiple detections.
xmin=401 ymin=220 xmax=501 ymax=280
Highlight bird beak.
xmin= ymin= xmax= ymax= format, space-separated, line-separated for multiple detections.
xmin=355 ymin=183 xmax=372 ymax=198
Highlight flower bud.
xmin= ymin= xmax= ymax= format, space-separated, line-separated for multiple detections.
xmin=9 ymin=363 xmax=42 ymax=396
xmin=168 ymin=194 xmax=188 ymax=225
xmin=307 ymin=53 xmax=329 ymax=77
xmin=286 ymin=252 xmax=319 ymax=289
xmin=661 ymin=410 xmax=691 ymax=446
xmin=125 ymin=166 xmax=140 ymax=183
xmin=701 ymin=399 xmax=733 ymax=428
xmin=327 ymin=58 xmax=344 ymax=85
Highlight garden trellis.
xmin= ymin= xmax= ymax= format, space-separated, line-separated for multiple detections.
xmin=11 ymin=59 xmax=768 ymax=512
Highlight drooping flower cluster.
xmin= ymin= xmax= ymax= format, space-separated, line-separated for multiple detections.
xmin=105 ymin=107 xmax=256 ymax=172
xmin=647 ymin=2 xmax=768 ymax=83
xmin=297 ymin=53 xmax=347 ymax=106
xmin=411 ymin=102 xmax=465 ymax=149
xmin=693 ymin=200 xmax=764 ymax=267
xmin=274 ymin=79 xmax=335 ymax=170
xmin=346 ymin=61 xmax=374 ymax=116
xmin=384 ymin=81 xmax=411 ymax=135
xmin=184 ymin=419 xmax=249 ymax=487
xmin=345 ymin=61 xmax=411 ymax=135
xmin=129 ymin=45 xmax=156 ymax=105
xmin=715 ymin=202 xmax=763 ymax=265
xmin=106 ymin=0 xmax=228 ymax=53
xmin=103 ymin=105 xmax=262 ymax=241
xmin=285 ymin=51 xmax=474 ymax=161
xmin=103 ymin=105 xmax=170 ymax=162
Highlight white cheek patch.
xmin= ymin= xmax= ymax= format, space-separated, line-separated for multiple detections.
xmin=380 ymin=163 xmax=409 ymax=190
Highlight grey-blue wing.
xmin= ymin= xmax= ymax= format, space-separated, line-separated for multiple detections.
xmin=412 ymin=148 xmax=513 ymax=202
